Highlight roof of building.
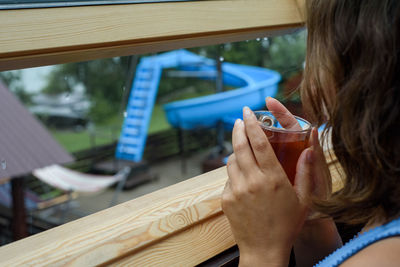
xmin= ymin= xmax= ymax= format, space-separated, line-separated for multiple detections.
xmin=0 ymin=81 xmax=74 ymax=180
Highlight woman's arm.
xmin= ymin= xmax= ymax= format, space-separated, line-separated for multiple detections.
xmin=294 ymin=218 xmax=342 ymax=267
xmin=222 ymin=103 xmax=314 ymax=266
xmin=222 ymin=98 xmax=342 ymax=266
xmin=294 ymin=127 xmax=342 ymax=266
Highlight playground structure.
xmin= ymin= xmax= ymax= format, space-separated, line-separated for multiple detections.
xmin=116 ymin=49 xmax=281 ymax=162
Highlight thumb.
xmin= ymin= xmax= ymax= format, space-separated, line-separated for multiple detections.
xmin=310 ymin=128 xmax=332 ymax=198
xmin=294 ymin=148 xmax=314 ymax=205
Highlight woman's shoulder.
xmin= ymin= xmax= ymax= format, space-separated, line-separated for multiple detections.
xmin=341 ymin=236 xmax=400 ymax=266
xmin=316 ymin=217 xmax=400 ymax=266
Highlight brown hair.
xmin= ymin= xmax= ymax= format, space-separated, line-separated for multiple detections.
xmin=301 ymin=0 xmax=400 ymax=224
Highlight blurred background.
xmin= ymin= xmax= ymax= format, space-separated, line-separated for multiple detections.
xmin=0 ymin=30 xmax=307 ymax=244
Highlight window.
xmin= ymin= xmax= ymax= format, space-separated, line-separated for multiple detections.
xmin=0 ymin=1 xmax=306 ymax=263
xmin=0 ymin=32 xmax=306 ymax=225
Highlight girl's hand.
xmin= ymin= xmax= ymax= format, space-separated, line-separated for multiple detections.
xmin=292 ymin=112 xmax=341 ymax=267
xmin=221 ymin=102 xmax=314 ymax=266
xmin=267 ymin=96 xmax=332 ymax=217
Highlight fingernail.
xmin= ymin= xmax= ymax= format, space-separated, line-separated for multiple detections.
xmin=235 ymin=118 xmax=243 ymax=126
xmin=243 ymin=106 xmax=252 ymax=119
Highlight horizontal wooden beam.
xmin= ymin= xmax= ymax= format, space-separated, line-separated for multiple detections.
xmin=0 ymin=153 xmax=344 ymax=266
xmin=0 ymin=0 xmax=304 ymax=71
xmin=0 ymin=167 xmax=233 ymax=266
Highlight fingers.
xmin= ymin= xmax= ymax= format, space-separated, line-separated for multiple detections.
xmin=266 ymin=97 xmax=301 ymax=130
xmin=310 ymin=128 xmax=323 ymax=154
xmin=226 ymin=153 xmax=244 ymax=191
xmin=294 ymin=148 xmax=314 ymax=205
xmin=242 ymin=106 xmax=278 ymax=170
xmin=232 ymin=118 xmax=257 ymax=176
xmin=265 ymin=96 xmax=292 ymax=115
xmin=309 ymin=128 xmax=332 ymax=199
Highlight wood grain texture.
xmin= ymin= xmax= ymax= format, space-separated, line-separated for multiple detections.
xmin=295 ymin=0 xmax=306 ymax=18
xmin=0 ymin=0 xmax=305 ymax=71
xmin=109 ymin=214 xmax=235 ymax=266
xmin=0 ymin=150 xmax=345 ymax=266
xmin=0 ymin=167 xmax=230 ymax=266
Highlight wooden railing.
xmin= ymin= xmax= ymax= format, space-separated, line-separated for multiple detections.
xmin=0 ymin=154 xmax=344 ymax=266
xmin=0 ymin=167 xmax=231 ymax=265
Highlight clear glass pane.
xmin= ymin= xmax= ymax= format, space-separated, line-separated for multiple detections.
xmin=0 ymin=30 xmax=306 ymax=244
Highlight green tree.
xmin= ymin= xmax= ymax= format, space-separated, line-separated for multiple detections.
xmin=0 ymin=70 xmax=32 ymax=105
xmin=263 ymin=31 xmax=306 ymax=80
xmin=43 ymin=57 xmax=132 ymax=123
xmin=190 ymin=30 xmax=306 ymax=80
xmin=190 ymin=31 xmax=306 ymax=101
xmin=42 ymin=31 xmax=306 ymax=123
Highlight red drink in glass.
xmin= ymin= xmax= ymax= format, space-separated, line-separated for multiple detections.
xmin=255 ymin=111 xmax=311 ymax=185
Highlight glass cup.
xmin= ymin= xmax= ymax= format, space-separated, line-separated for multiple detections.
xmin=254 ymin=111 xmax=312 ymax=185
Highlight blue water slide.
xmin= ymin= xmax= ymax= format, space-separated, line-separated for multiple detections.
xmin=115 ymin=50 xmax=211 ymax=162
xmin=116 ymin=49 xmax=281 ymax=162
xmin=164 ymin=62 xmax=281 ymax=130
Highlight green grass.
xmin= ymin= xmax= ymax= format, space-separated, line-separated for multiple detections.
xmin=50 ymin=129 xmax=113 ymax=153
xmin=50 ymin=104 xmax=171 ymax=153
xmin=148 ymin=104 xmax=171 ymax=134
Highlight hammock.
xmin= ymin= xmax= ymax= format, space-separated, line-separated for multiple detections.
xmin=33 ymin=165 xmax=130 ymax=193
xmin=32 ymin=165 xmax=131 ymax=207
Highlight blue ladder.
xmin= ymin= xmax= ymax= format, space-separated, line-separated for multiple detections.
xmin=115 ymin=57 xmax=162 ymax=162
xmin=115 ymin=50 xmax=214 ymax=162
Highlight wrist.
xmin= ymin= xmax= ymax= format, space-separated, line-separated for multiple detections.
xmin=298 ymin=217 xmax=334 ymax=237
xmin=296 ymin=217 xmax=341 ymax=247
xmin=239 ymin=247 xmax=291 ymax=267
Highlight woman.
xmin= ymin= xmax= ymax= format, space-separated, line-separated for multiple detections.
xmin=222 ymin=0 xmax=400 ymax=266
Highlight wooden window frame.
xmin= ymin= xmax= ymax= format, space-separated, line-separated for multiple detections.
xmin=0 ymin=0 xmax=304 ymax=71
xmin=0 ymin=0 xmax=317 ymax=265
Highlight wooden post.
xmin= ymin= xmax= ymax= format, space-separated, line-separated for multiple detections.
xmin=216 ymin=45 xmax=226 ymax=154
xmin=11 ymin=177 xmax=27 ymax=240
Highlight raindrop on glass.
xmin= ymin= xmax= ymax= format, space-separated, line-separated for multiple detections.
xmin=1 ymin=159 xmax=6 ymax=170
xmin=219 ymin=56 xmax=224 ymax=62
xmin=256 ymin=38 xmax=261 ymax=41
xmin=122 ymin=86 xmax=126 ymax=92
xmin=224 ymin=43 xmax=232 ymax=51
xmin=123 ymin=111 xmax=128 ymax=118
xmin=246 ymin=40 xmax=249 ymax=43
xmin=262 ymin=38 xmax=270 ymax=48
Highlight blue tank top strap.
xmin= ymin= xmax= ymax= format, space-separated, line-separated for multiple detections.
xmin=314 ymin=216 xmax=400 ymax=267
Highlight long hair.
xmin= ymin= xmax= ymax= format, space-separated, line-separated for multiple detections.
xmin=301 ymin=0 xmax=400 ymax=224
